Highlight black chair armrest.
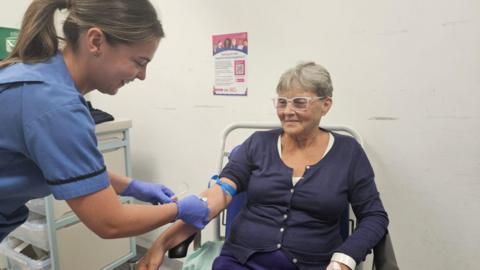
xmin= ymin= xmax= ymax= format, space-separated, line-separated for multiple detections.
xmin=167 ymin=233 xmax=197 ymax=258
xmin=373 ymin=231 xmax=399 ymax=270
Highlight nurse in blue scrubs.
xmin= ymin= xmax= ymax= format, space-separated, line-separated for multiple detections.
xmin=0 ymin=0 xmax=209 ymax=242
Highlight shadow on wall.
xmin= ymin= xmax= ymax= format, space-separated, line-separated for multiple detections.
xmin=131 ymin=151 xmax=160 ymax=181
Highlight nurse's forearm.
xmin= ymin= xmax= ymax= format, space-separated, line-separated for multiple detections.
xmin=67 ymin=185 xmax=177 ymax=239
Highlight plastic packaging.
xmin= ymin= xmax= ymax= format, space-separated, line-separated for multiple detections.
xmin=0 ymin=237 xmax=50 ymax=270
xmin=25 ymin=199 xmax=46 ymax=216
xmin=9 ymin=212 xmax=48 ymax=251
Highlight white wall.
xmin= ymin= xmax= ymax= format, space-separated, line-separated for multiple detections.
xmin=2 ymin=0 xmax=480 ymax=269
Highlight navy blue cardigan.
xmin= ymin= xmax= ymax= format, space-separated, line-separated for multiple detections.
xmin=220 ymin=129 xmax=388 ymax=269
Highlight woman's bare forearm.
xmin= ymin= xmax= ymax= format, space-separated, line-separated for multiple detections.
xmin=156 ymin=178 xmax=235 ymax=249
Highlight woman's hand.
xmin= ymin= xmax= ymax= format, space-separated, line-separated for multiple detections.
xmin=136 ymin=239 xmax=166 ymax=270
xmin=326 ymin=261 xmax=351 ymax=270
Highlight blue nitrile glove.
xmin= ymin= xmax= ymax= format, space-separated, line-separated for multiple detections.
xmin=121 ymin=179 xmax=175 ymax=205
xmin=175 ymin=195 xmax=210 ymax=230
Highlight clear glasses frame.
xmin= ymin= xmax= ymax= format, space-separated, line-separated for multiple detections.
xmin=272 ymin=96 xmax=325 ymax=111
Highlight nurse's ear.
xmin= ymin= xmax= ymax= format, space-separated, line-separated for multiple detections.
xmin=85 ymin=27 xmax=106 ymax=57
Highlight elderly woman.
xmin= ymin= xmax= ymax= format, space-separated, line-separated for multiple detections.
xmin=137 ymin=62 xmax=389 ymax=270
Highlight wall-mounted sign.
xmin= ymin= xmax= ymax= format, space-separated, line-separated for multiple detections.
xmin=212 ymin=32 xmax=248 ymax=96
xmin=0 ymin=27 xmax=19 ymax=60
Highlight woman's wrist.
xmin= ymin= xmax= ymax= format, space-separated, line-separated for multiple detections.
xmin=152 ymin=235 xmax=168 ymax=254
xmin=327 ymin=261 xmax=351 ymax=270
xmin=331 ymin=252 xmax=356 ymax=270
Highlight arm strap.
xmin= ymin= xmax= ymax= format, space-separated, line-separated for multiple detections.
xmin=208 ymin=175 xmax=237 ymax=197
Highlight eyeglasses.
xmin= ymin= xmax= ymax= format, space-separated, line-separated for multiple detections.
xmin=272 ymin=96 xmax=325 ymax=111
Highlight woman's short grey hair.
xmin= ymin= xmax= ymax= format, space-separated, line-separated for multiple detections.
xmin=276 ymin=62 xmax=333 ymax=97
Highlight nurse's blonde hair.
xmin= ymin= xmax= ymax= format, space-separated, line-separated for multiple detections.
xmin=0 ymin=0 xmax=164 ymax=68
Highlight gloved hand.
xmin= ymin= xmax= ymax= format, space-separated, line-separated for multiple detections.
xmin=121 ymin=179 xmax=175 ymax=205
xmin=175 ymin=195 xmax=210 ymax=230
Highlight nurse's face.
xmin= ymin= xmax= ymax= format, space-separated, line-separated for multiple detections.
xmin=77 ymin=27 xmax=160 ymax=95
xmin=92 ymin=39 xmax=159 ymax=95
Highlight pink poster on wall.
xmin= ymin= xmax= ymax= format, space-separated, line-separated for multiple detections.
xmin=212 ymin=32 xmax=248 ymax=96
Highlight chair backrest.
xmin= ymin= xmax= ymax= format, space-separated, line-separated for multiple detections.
xmin=372 ymin=231 xmax=400 ymax=270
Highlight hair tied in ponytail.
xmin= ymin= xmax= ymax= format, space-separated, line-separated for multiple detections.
xmin=58 ymin=0 xmax=72 ymax=10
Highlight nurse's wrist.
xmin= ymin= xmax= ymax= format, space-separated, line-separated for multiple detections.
xmin=107 ymin=170 xmax=132 ymax=194
xmin=169 ymin=202 xmax=179 ymax=223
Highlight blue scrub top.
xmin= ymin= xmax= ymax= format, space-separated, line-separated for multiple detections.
xmin=0 ymin=53 xmax=110 ymax=238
